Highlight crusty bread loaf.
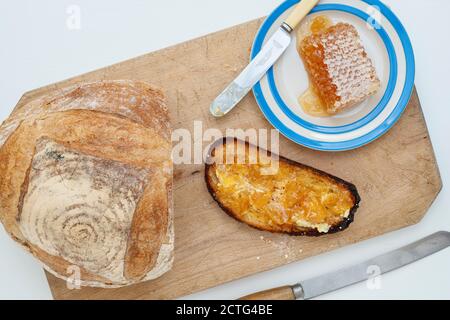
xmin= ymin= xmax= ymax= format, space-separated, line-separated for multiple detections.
xmin=0 ymin=80 xmax=173 ymax=287
xmin=205 ymin=138 xmax=360 ymax=236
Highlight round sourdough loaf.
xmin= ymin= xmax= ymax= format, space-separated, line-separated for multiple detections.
xmin=0 ymin=80 xmax=173 ymax=287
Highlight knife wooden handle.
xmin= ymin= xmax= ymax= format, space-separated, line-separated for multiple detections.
xmin=284 ymin=0 xmax=320 ymax=30
xmin=239 ymin=286 xmax=296 ymax=300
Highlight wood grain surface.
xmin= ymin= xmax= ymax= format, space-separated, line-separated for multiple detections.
xmin=13 ymin=18 xmax=442 ymax=300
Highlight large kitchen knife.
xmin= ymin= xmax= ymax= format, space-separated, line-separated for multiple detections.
xmin=240 ymin=231 xmax=450 ymax=300
xmin=210 ymin=0 xmax=319 ymax=117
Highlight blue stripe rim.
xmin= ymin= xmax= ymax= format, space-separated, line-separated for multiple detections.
xmin=268 ymin=4 xmax=398 ymax=134
xmin=251 ymin=0 xmax=415 ymax=151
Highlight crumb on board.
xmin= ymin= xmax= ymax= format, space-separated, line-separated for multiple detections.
xmin=258 ymin=235 xmax=297 ymax=260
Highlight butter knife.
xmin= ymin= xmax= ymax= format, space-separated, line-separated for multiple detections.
xmin=240 ymin=231 xmax=450 ymax=300
xmin=210 ymin=0 xmax=320 ymax=117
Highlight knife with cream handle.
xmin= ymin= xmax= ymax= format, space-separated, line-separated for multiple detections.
xmin=210 ymin=0 xmax=320 ymax=117
xmin=240 ymin=231 xmax=450 ymax=300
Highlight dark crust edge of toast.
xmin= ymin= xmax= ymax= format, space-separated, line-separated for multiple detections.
xmin=204 ymin=137 xmax=361 ymax=237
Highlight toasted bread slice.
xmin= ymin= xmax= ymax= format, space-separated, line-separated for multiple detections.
xmin=205 ymin=138 xmax=360 ymax=236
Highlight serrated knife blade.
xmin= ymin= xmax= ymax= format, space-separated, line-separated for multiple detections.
xmin=294 ymin=231 xmax=450 ymax=299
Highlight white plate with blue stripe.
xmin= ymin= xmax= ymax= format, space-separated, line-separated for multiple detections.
xmin=252 ymin=0 xmax=415 ymax=151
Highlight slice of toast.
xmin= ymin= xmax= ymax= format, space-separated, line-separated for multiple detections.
xmin=299 ymin=22 xmax=381 ymax=114
xmin=205 ymin=138 xmax=360 ymax=236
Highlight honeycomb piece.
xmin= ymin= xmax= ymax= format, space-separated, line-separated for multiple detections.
xmin=299 ymin=22 xmax=381 ymax=114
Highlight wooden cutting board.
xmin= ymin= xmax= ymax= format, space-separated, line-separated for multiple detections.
xmin=14 ymin=18 xmax=442 ymax=300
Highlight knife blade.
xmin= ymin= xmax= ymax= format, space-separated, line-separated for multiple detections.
xmin=240 ymin=232 xmax=450 ymax=300
xmin=210 ymin=0 xmax=320 ymax=117
xmin=294 ymin=231 xmax=450 ymax=299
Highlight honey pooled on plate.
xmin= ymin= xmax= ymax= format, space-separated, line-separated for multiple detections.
xmin=297 ymin=16 xmax=381 ymax=116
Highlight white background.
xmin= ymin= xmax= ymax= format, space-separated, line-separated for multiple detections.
xmin=0 ymin=0 xmax=449 ymax=300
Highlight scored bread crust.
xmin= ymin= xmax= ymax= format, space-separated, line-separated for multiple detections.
xmin=205 ymin=138 xmax=360 ymax=237
xmin=0 ymin=80 xmax=173 ymax=287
